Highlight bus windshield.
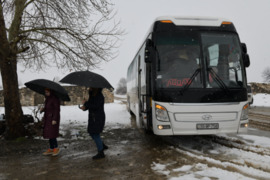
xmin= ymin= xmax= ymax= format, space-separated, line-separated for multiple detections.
xmin=155 ymin=31 xmax=244 ymax=90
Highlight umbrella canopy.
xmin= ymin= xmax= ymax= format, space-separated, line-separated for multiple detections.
xmin=59 ymin=71 xmax=114 ymax=90
xmin=25 ymin=79 xmax=70 ymax=101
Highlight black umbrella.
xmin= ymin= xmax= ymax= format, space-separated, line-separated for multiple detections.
xmin=59 ymin=71 xmax=114 ymax=90
xmin=25 ymin=79 xmax=70 ymax=101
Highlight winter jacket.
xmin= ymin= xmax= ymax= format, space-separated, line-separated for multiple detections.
xmin=43 ymin=94 xmax=60 ymax=139
xmin=84 ymin=90 xmax=105 ymax=134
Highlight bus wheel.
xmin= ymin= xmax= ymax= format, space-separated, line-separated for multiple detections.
xmin=141 ymin=115 xmax=153 ymax=134
xmin=144 ymin=126 xmax=153 ymax=134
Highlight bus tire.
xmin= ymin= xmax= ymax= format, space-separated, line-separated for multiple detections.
xmin=141 ymin=116 xmax=153 ymax=134
xmin=144 ymin=127 xmax=153 ymax=134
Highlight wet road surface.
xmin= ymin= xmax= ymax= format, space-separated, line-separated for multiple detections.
xmin=0 ymin=106 xmax=269 ymax=180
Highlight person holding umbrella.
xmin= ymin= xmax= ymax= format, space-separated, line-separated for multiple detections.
xmin=80 ymin=87 xmax=108 ymax=160
xmin=40 ymin=88 xmax=61 ymax=156
xmin=25 ymin=79 xmax=70 ymax=156
xmin=60 ymin=71 xmax=113 ymax=160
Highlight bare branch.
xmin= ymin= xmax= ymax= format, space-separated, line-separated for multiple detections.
xmin=262 ymin=67 xmax=270 ymax=83
xmin=24 ymin=0 xmax=35 ymax=9
xmin=2 ymin=0 xmax=124 ymax=71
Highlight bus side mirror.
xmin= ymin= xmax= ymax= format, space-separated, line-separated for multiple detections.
xmin=241 ymin=43 xmax=247 ymax=54
xmin=145 ymin=39 xmax=154 ymax=63
xmin=243 ymin=53 xmax=250 ymax=67
xmin=241 ymin=43 xmax=250 ymax=67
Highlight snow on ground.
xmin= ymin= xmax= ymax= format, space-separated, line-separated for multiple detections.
xmin=237 ymin=134 xmax=270 ymax=148
xmin=154 ymin=162 xmax=256 ymax=180
xmin=251 ymin=93 xmax=270 ymax=107
xmin=0 ymin=100 xmax=130 ymax=127
xmin=150 ymin=134 xmax=270 ymax=179
xmin=0 ymin=94 xmax=270 ymax=179
xmin=147 ymin=93 xmax=270 ymax=179
xmin=114 ymin=94 xmax=127 ymax=99
xmin=15 ymin=100 xmax=131 ymax=140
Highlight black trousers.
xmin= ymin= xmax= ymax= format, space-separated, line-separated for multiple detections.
xmin=49 ymin=138 xmax=58 ymax=149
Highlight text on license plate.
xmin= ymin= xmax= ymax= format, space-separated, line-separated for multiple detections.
xmin=196 ymin=123 xmax=219 ymax=130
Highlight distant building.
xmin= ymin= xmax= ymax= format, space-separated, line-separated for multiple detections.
xmin=0 ymin=86 xmax=114 ymax=107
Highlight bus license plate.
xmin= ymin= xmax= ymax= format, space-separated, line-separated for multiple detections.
xmin=196 ymin=123 xmax=219 ymax=130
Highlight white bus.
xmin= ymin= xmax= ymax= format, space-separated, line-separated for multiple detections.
xmin=127 ymin=16 xmax=250 ymax=135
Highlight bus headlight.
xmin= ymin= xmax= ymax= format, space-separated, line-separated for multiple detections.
xmin=240 ymin=103 xmax=249 ymax=120
xmin=155 ymin=104 xmax=169 ymax=121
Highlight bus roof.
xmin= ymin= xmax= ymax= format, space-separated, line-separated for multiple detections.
xmin=131 ymin=16 xmax=235 ymax=67
xmin=154 ymin=16 xmax=230 ymax=27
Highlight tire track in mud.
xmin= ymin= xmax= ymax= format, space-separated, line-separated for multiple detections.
xmin=154 ymin=111 xmax=270 ymax=179
xmin=123 ymin=100 xmax=270 ymax=179
xmin=199 ymin=135 xmax=270 ymax=173
xmin=205 ymin=135 xmax=270 ymax=156
xmin=173 ymin=146 xmax=270 ymax=180
xmin=249 ymin=112 xmax=270 ymax=131
xmin=249 ymin=113 xmax=270 ymax=121
xmin=161 ymin=135 xmax=270 ymax=180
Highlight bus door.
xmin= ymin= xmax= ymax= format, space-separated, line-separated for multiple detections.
xmin=137 ymin=56 xmax=143 ymax=127
xmin=138 ymin=55 xmax=151 ymax=131
xmin=140 ymin=57 xmax=153 ymax=132
xmin=144 ymin=62 xmax=153 ymax=132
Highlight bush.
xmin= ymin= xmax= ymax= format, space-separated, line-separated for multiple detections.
xmin=115 ymin=78 xmax=127 ymax=95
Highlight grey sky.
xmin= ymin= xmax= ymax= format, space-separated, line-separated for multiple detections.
xmin=3 ymin=0 xmax=270 ymax=88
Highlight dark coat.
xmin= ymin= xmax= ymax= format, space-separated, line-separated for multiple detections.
xmin=43 ymin=94 xmax=61 ymax=139
xmin=84 ymin=89 xmax=105 ymax=134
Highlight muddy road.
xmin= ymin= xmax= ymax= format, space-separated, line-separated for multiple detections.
xmin=0 ymin=122 xmax=168 ymax=179
xmin=0 ymin=105 xmax=270 ymax=180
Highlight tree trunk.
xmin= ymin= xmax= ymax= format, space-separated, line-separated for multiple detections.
xmin=0 ymin=0 xmax=26 ymax=140
xmin=0 ymin=56 xmax=25 ymax=140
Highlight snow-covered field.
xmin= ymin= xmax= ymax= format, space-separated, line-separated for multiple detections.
xmin=0 ymin=93 xmax=270 ymax=179
xmin=252 ymin=93 xmax=270 ymax=107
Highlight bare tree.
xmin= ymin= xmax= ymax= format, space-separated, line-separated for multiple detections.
xmin=116 ymin=77 xmax=126 ymax=95
xmin=0 ymin=0 xmax=123 ymax=139
xmin=262 ymin=67 xmax=270 ymax=83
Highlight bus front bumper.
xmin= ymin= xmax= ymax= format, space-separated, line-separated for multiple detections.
xmin=152 ymin=102 xmax=249 ymax=136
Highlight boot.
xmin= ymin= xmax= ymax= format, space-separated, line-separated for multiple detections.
xmin=92 ymin=151 xmax=105 ymax=160
xmin=52 ymin=148 xmax=61 ymax=156
xmin=43 ymin=149 xmax=53 ymax=156
xmin=103 ymin=143 xmax=108 ymax=151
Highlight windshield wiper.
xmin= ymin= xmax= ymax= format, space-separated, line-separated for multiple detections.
xmin=180 ymin=68 xmax=201 ymax=95
xmin=208 ymin=67 xmax=230 ymax=94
